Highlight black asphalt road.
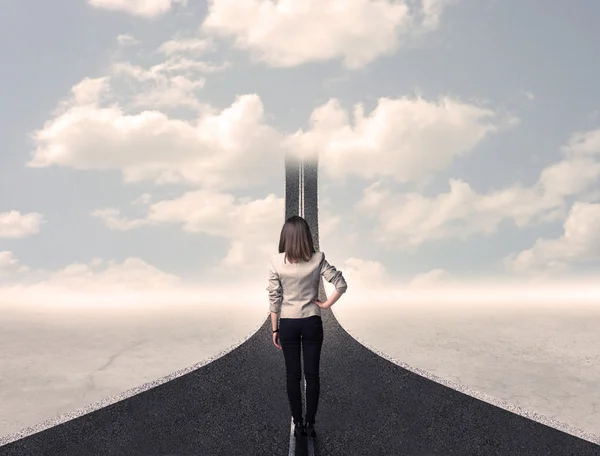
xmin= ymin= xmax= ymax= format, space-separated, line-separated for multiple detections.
xmin=1 ymin=307 xmax=599 ymax=456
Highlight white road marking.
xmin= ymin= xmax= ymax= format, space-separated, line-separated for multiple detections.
xmin=299 ymin=155 xmax=304 ymax=218
xmin=288 ymin=376 xmax=315 ymax=456
xmin=288 ymin=417 xmax=296 ymax=456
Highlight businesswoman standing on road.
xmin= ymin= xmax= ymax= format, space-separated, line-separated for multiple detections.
xmin=267 ymin=215 xmax=348 ymax=441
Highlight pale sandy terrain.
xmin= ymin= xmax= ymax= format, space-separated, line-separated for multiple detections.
xmin=2 ymin=298 xmax=599 ymax=443
xmin=0 ymin=301 xmax=268 ymax=437
xmin=333 ymin=299 xmax=600 ymax=439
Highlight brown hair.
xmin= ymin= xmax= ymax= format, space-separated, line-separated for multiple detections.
xmin=278 ymin=215 xmax=315 ymax=264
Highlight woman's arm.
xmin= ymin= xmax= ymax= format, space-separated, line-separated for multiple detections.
xmin=267 ymin=257 xmax=282 ymax=329
xmin=324 ymin=289 xmax=343 ymax=308
xmin=319 ymin=254 xmax=347 ymax=309
xmin=271 ymin=311 xmax=280 ymax=331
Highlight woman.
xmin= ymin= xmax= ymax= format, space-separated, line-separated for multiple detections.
xmin=266 ymin=215 xmax=348 ymax=440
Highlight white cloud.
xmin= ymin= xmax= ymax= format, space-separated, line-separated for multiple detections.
xmin=32 ymin=69 xmax=503 ymax=189
xmin=150 ymin=37 xmax=232 ymax=77
xmin=110 ymin=62 xmax=207 ymax=109
xmin=420 ymin=0 xmax=460 ymax=30
xmin=355 ymin=179 xmax=561 ymax=248
xmin=131 ymin=193 xmax=152 ymax=206
xmin=523 ymin=90 xmax=535 ymax=101
xmin=29 ymin=81 xmax=282 ymax=190
xmin=538 ymin=158 xmax=599 ymax=199
xmin=202 ymin=0 xmax=458 ymax=69
xmin=136 ymin=75 xmax=205 ymax=109
xmin=286 ymin=96 xmax=507 ymax=183
xmin=92 ymin=189 xmax=284 ymax=280
xmin=1 ymin=254 xmax=181 ymax=291
xmin=158 ymin=38 xmax=214 ymax=56
xmin=563 ymin=126 xmax=600 ymax=157
xmin=99 ymin=40 xmax=231 ymax=111
xmin=116 ymin=34 xmax=139 ymax=46
xmin=505 ymin=203 xmax=600 ymax=275
xmin=90 ymin=257 xmax=104 ymax=267
xmin=90 ymin=208 xmax=149 ymax=231
xmin=354 ymin=126 xmax=600 ymax=249
xmin=88 ymin=0 xmax=186 ymax=18
xmin=321 ymin=258 xmax=449 ymax=300
xmin=153 ymin=56 xmax=231 ymax=74
xmin=113 ymin=58 xmax=226 ymax=80
xmin=0 ymin=251 xmax=29 ymax=276
xmin=341 ymin=257 xmax=391 ymax=287
xmin=318 ymin=198 xmax=342 ymax=240
xmin=71 ymin=77 xmax=109 ymax=106
xmin=0 ymin=211 xmax=44 ymax=239
xmin=409 ymin=268 xmax=447 ymax=288
xmin=28 ymin=74 xmax=516 ymax=273
xmin=45 ymin=257 xmax=182 ymax=290
xmin=504 ymin=128 xmax=600 ymax=276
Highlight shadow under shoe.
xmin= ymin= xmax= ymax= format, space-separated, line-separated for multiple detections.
xmin=294 ymin=418 xmax=307 ymax=438
xmin=304 ymin=421 xmax=316 ymax=438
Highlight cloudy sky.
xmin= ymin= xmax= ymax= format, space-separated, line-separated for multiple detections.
xmin=1 ymin=0 xmax=600 ymax=304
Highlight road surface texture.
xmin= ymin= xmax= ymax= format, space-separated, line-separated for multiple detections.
xmin=1 ymin=305 xmax=599 ymax=455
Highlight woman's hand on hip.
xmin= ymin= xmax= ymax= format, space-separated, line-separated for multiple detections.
xmin=312 ymin=299 xmax=330 ymax=309
xmin=273 ymin=331 xmax=282 ymax=350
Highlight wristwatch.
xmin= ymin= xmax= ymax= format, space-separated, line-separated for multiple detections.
xmin=272 ymin=328 xmax=279 ymax=333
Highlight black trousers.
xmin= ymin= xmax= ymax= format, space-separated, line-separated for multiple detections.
xmin=279 ymin=315 xmax=324 ymax=424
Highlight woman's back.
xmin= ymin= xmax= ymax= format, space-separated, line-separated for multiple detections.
xmin=268 ymin=251 xmax=347 ymax=319
xmin=270 ymin=215 xmax=347 ymax=435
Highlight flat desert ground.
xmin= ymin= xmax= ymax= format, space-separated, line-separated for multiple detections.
xmin=1 ymin=298 xmax=599 ymax=441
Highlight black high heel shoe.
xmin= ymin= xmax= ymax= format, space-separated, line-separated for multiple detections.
xmin=304 ymin=421 xmax=316 ymax=438
xmin=294 ymin=418 xmax=307 ymax=438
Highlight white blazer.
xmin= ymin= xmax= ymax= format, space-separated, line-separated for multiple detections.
xmin=267 ymin=251 xmax=347 ymax=319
